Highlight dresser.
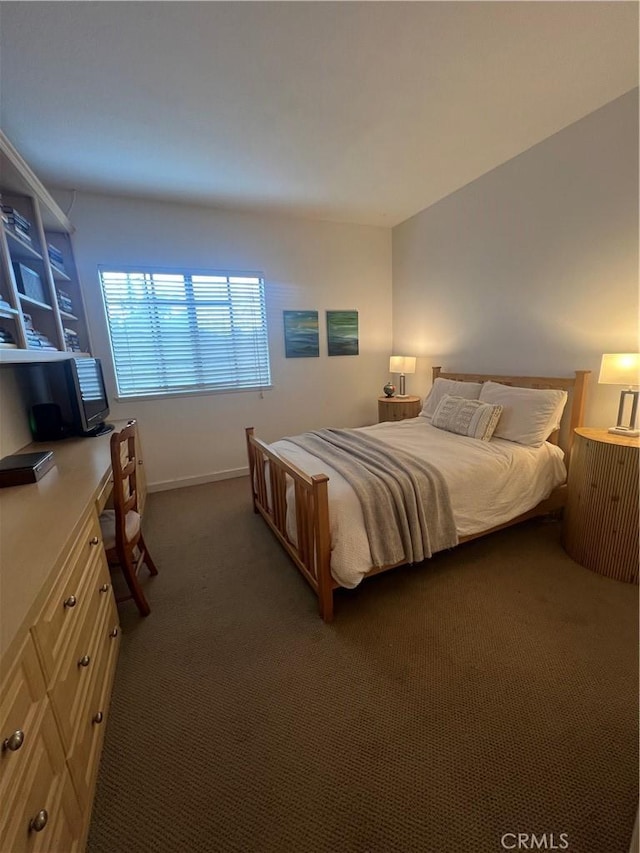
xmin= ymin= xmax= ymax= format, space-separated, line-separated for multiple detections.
xmin=562 ymin=427 xmax=639 ymax=583
xmin=0 ymin=428 xmax=130 ymax=851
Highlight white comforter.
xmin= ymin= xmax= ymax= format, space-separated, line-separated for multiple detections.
xmin=270 ymin=417 xmax=567 ymax=588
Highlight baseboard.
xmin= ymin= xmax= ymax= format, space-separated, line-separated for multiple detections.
xmin=148 ymin=466 xmax=249 ymax=493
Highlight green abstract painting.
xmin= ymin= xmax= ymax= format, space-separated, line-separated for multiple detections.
xmin=326 ymin=310 xmax=359 ymax=356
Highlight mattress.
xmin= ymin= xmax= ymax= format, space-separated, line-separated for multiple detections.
xmin=270 ymin=417 xmax=567 ymax=588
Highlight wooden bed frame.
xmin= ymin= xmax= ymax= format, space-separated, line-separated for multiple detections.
xmin=245 ymin=367 xmax=590 ymax=622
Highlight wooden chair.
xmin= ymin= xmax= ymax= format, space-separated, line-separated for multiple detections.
xmin=99 ymin=420 xmax=158 ymax=616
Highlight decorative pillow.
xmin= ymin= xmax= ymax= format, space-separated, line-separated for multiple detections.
xmin=431 ymin=394 xmax=503 ymax=441
xmin=420 ymin=378 xmax=483 ymax=419
xmin=478 ymin=381 xmax=568 ymax=447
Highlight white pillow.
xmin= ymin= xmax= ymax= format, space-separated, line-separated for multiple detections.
xmin=420 ymin=378 xmax=483 ymax=419
xmin=431 ymin=395 xmax=503 ymax=441
xmin=478 ymin=381 xmax=568 ymax=447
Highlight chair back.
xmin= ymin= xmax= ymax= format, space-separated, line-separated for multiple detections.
xmin=110 ymin=420 xmax=140 ymax=547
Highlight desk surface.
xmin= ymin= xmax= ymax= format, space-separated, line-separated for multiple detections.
xmin=0 ymin=426 xmax=123 ymax=658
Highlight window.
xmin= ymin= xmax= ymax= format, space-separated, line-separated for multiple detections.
xmin=99 ymin=268 xmax=271 ymax=399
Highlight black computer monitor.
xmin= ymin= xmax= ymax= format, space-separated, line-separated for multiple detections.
xmin=22 ymin=357 xmax=114 ymax=439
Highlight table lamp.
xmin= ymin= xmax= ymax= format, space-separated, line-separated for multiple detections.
xmin=598 ymin=353 xmax=640 ymax=436
xmin=389 ymin=355 xmax=416 ymax=398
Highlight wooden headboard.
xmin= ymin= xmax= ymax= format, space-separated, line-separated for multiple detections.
xmin=432 ymin=367 xmax=590 ymax=457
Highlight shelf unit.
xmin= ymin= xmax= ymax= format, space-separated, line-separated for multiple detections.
xmin=0 ymin=131 xmax=90 ymax=363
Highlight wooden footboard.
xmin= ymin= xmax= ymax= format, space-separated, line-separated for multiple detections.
xmin=245 ymin=427 xmax=336 ymax=621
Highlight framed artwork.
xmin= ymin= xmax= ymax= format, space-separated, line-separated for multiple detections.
xmin=326 ymin=310 xmax=359 ymax=356
xmin=283 ymin=310 xmax=319 ymax=358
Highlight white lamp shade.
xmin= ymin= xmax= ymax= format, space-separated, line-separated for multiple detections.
xmin=598 ymin=353 xmax=640 ymax=387
xmin=389 ymin=355 xmax=416 ymax=374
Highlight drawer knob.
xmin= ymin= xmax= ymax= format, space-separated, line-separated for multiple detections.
xmin=93 ymin=711 xmax=104 ymax=725
xmin=29 ymin=810 xmax=48 ymax=833
xmin=63 ymin=595 xmax=77 ymax=609
xmin=2 ymin=730 xmax=25 ymax=752
xmin=78 ymin=655 xmax=91 ymax=668
xmin=90 ymin=536 xmax=99 ymax=546
xmin=109 ymin=626 xmax=119 ymax=639
xmin=99 ymin=583 xmax=111 ymax=594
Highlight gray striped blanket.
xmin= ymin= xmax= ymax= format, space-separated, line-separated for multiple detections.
xmin=284 ymin=428 xmax=458 ymax=567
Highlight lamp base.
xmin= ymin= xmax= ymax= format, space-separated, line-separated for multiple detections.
xmin=611 ymin=389 xmax=640 ymax=437
xmin=608 ymin=426 xmax=640 ymax=437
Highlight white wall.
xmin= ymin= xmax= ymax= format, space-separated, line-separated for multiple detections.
xmin=52 ymin=197 xmax=392 ymax=488
xmin=0 ymin=370 xmax=32 ymax=456
xmin=392 ymin=89 xmax=639 ymax=427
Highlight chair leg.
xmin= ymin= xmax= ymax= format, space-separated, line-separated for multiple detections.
xmin=139 ymin=532 xmax=159 ymax=576
xmin=118 ymin=547 xmax=151 ymax=617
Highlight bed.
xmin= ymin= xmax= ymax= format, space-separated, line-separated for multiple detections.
xmin=245 ymin=367 xmax=590 ymax=621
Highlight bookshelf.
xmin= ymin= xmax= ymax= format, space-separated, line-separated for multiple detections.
xmin=0 ymin=131 xmax=90 ymax=363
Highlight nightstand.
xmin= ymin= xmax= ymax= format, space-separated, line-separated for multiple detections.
xmin=562 ymin=428 xmax=639 ymax=583
xmin=378 ymin=395 xmax=421 ymax=423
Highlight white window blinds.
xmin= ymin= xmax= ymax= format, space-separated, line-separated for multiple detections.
xmin=99 ymin=269 xmax=271 ymax=399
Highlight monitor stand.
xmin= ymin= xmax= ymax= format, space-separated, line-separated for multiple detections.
xmin=84 ymin=422 xmax=115 ymax=438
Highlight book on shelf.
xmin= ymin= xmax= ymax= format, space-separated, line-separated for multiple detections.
xmin=48 ymin=245 xmax=66 ymax=274
xmin=2 ymin=205 xmax=30 ymax=227
xmin=4 ymin=220 xmax=31 ymax=236
xmin=27 ymin=335 xmax=58 ymax=350
xmin=48 ymin=243 xmax=64 ymax=258
xmin=56 ymin=289 xmax=74 ymax=313
xmin=48 ymin=244 xmax=64 ymax=262
xmin=2 ymin=206 xmax=33 ymax=243
xmin=21 ymin=316 xmax=56 ymax=349
xmin=7 ymin=224 xmax=32 ymax=243
xmin=64 ymin=327 xmax=82 ymax=352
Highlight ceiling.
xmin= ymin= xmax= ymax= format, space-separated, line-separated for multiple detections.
xmin=0 ymin=2 xmax=637 ymax=228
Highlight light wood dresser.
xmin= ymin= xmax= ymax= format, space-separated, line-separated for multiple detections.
xmin=563 ymin=427 xmax=639 ymax=584
xmin=0 ymin=426 xmax=133 ymax=851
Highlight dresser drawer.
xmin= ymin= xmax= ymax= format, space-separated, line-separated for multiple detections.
xmin=0 ymin=698 xmax=76 ymax=853
xmin=0 ymin=634 xmax=47 ymax=803
xmin=68 ymin=596 xmax=120 ymax=811
xmin=2 ymin=767 xmax=81 ymax=853
xmin=47 ymin=552 xmax=112 ymax=751
xmin=31 ymin=770 xmax=82 ymax=853
xmin=31 ymin=511 xmax=106 ymax=683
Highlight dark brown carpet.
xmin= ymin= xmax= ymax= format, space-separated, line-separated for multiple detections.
xmin=87 ymin=477 xmax=638 ymax=853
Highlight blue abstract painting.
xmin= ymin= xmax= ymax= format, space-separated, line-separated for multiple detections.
xmin=283 ymin=310 xmax=320 ymax=358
